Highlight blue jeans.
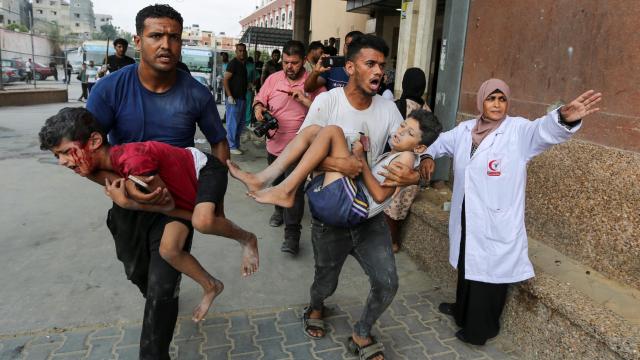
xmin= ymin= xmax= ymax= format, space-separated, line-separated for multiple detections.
xmin=225 ymin=98 xmax=246 ymax=150
xmin=309 ymin=214 xmax=398 ymax=338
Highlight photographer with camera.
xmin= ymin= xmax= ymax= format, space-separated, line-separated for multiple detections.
xmin=251 ymin=40 xmax=324 ymax=255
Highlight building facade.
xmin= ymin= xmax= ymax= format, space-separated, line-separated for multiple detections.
xmin=0 ymin=0 xmax=30 ymax=28
xmin=68 ymin=0 xmax=94 ymax=39
xmin=240 ymin=0 xmax=296 ymax=32
xmin=93 ymin=13 xmax=111 ymax=32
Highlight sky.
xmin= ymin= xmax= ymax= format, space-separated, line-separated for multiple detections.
xmin=92 ymin=0 xmax=258 ymax=37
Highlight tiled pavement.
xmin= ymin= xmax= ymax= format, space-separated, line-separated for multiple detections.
xmin=0 ymin=291 xmax=519 ymax=360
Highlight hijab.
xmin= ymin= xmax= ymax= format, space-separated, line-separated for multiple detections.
xmin=471 ymin=78 xmax=511 ymax=146
xmin=395 ymin=67 xmax=427 ymax=117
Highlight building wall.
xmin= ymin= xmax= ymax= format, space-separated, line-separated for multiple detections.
xmin=240 ymin=0 xmax=295 ymax=32
xmin=69 ymin=0 xmax=94 ymax=39
xmin=459 ymin=0 xmax=640 ymax=290
xmin=0 ymin=0 xmax=24 ymax=26
xmin=309 ymin=0 xmax=368 ymax=53
xmin=93 ymin=13 xmax=111 ymax=32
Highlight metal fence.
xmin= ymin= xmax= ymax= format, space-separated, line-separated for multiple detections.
xmin=0 ymin=6 xmax=85 ymax=92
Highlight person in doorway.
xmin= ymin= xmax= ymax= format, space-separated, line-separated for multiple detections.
xmin=304 ymin=41 xmax=324 ymax=73
xmin=426 ymin=79 xmax=601 ymax=345
xmin=261 ymin=48 xmax=282 ymax=85
xmin=223 ymin=43 xmax=249 ymax=155
xmin=86 ymin=5 xmax=231 ymax=359
xmin=304 ymin=31 xmax=363 ymax=92
xmin=106 ymin=38 xmax=136 ymax=73
xmin=248 ymin=40 xmax=323 ymax=254
xmin=39 ymin=108 xmax=258 ymax=322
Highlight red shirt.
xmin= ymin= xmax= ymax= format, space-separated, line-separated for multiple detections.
xmin=110 ymin=142 xmax=197 ymax=211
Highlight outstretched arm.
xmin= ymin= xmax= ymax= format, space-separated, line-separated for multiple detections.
xmin=520 ymin=90 xmax=602 ymax=160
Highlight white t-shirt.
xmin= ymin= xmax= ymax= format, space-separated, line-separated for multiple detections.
xmin=300 ymin=87 xmax=403 ymax=162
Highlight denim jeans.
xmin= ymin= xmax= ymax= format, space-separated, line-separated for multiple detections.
xmin=225 ymin=98 xmax=247 ymax=149
xmin=309 ymin=214 xmax=398 ymax=338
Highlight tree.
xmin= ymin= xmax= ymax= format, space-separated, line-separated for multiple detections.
xmin=6 ymin=23 xmax=29 ymax=32
xmin=93 ymin=24 xmax=118 ymax=40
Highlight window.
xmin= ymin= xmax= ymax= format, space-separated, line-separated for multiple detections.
xmin=74 ymin=13 xmax=79 ymax=18
xmin=75 ymin=22 xmax=79 ymax=27
xmin=275 ymin=15 xmax=279 ymax=28
xmin=288 ymin=10 xmax=292 ymax=26
xmin=35 ymin=0 xmax=41 ymax=3
xmin=37 ymin=9 xmax=43 ymax=14
xmin=52 ymin=11 xmax=57 ymax=15
xmin=50 ymin=1 xmax=56 ymax=5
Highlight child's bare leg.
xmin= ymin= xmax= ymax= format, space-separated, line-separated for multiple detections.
xmin=249 ymin=125 xmax=352 ymax=207
xmin=192 ymin=203 xmax=259 ymax=277
xmin=227 ymin=125 xmax=322 ymax=192
xmin=159 ymin=221 xmax=224 ymax=322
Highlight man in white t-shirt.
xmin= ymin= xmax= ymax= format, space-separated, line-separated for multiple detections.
xmin=301 ymin=35 xmax=403 ymax=359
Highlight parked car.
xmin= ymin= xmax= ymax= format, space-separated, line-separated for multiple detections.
xmin=2 ymin=59 xmax=26 ymax=80
xmin=1 ymin=66 xmax=21 ymax=83
xmin=3 ymin=59 xmax=56 ymax=80
xmin=33 ymin=62 xmax=55 ymax=80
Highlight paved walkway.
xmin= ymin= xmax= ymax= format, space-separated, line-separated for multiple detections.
xmin=0 ymin=289 xmax=519 ymax=359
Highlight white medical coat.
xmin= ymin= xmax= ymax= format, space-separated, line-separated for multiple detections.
xmin=426 ymin=110 xmax=581 ymax=283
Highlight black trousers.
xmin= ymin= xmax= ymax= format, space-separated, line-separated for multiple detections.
xmin=267 ymin=152 xmax=305 ymax=235
xmin=106 ymin=204 xmax=193 ymax=360
xmin=79 ymin=83 xmax=88 ymax=100
xmin=454 ymin=200 xmax=509 ymax=345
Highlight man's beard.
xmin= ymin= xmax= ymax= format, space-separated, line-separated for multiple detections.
xmin=286 ymin=69 xmax=302 ymax=80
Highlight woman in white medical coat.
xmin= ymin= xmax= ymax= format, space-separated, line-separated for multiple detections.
xmin=426 ymin=79 xmax=602 ymax=345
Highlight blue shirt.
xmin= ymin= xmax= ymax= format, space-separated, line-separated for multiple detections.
xmin=87 ymin=65 xmax=226 ymax=148
xmin=320 ymin=67 xmax=349 ymax=90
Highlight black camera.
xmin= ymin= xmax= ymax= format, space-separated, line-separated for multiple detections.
xmin=253 ymin=112 xmax=279 ymax=138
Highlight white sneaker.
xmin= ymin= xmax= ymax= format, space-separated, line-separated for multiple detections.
xmin=230 ymin=148 xmax=244 ymax=155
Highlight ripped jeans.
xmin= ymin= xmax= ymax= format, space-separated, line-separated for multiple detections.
xmin=309 ymin=213 xmax=399 ymax=338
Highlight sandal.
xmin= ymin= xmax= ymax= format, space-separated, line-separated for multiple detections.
xmin=348 ymin=336 xmax=385 ymax=360
xmin=302 ymin=306 xmax=325 ymax=339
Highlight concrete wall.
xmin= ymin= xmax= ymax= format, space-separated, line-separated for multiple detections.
xmin=459 ymin=1 xmax=640 ymax=290
xmin=0 ymin=29 xmax=57 ymax=63
xmin=308 ymin=0 xmax=368 ymax=53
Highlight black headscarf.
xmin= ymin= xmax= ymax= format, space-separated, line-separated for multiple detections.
xmin=395 ymin=67 xmax=427 ymax=117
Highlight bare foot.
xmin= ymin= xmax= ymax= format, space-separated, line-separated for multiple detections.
xmin=352 ymin=333 xmax=384 ymax=360
xmin=192 ymin=278 xmax=224 ymax=322
xmin=247 ymin=186 xmax=295 ymax=208
xmin=240 ymin=232 xmax=259 ymax=277
xmin=227 ymin=160 xmax=268 ymax=192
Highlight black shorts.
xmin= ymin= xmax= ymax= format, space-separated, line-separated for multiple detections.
xmin=195 ymin=154 xmax=228 ymax=206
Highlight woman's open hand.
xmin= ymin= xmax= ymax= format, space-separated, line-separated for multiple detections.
xmin=560 ymin=90 xmax=602 ymax=122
